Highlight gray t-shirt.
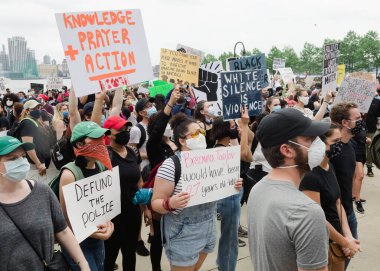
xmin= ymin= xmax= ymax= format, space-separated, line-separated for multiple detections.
xmin=247 ymin=177 xmax=329 ymax=271
xmin=0 ymin=181 xmax=67 ymax=270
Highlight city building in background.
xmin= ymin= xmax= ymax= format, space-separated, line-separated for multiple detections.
xmin=38 ymin=63 xmax=58 ymax=78
xmin=43 ymin=55 xmax=51 ymax=64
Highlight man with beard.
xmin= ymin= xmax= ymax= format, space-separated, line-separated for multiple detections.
xmin=247 ymin=108 xmax=330 ymax=271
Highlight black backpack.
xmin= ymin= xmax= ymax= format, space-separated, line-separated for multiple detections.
xmin=7 ymin=118 xmax=38 ymax=139
xmin=136 ymin=123 xmax=146 ymax=149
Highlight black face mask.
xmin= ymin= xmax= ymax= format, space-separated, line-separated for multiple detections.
xmin=326 ymin=141 xmax=343 ymax=159
xmin=29 ymin=109 xmax=41 ymax=119
xmin=114 ymin=130 xmax=130 ymax=145
xmin=350 ymin=119 xmax=365 ymax=135
xmin=229 ymin=126 xmax=239 ymax=140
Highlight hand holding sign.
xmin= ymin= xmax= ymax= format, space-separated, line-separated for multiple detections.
xmin=194 ymin=68 xmax=219 ymax=101
xmin=90 ymin=221 xmax=114 ymax=240
xmin=234 ymin=178 xmax=243 ymax=191
xmin=170 ymin=191 xmax=190 ymax=209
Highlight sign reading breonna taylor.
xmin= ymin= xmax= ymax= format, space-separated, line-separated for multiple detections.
xmin=55 ymin=10 xmax=153 ymax=97
xmin=62 ymin=166 xmax=121 ymax=243
xmin=220 ymin=69 xmax=263 ymax=120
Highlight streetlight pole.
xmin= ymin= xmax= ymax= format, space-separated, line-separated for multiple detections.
xmin=234 ymin=42 xmax=246 ymax=58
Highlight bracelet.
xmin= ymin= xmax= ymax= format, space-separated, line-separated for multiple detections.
xmin=162 ymin=198 xmax=174 ymax=212
xmin=167 ymin=103 xmax=173 ymax=108
xmin=323 ymin=100 xmax=329 ymax=104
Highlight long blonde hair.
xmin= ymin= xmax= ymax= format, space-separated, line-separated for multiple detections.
xmin=52 ymin=102 xmax=68 ymax=127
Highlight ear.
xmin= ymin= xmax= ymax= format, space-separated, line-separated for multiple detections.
xmin=279 ymin=143 xmax=296 ymax=159
xmin=178 ymin=137 xmax=187 ymax=147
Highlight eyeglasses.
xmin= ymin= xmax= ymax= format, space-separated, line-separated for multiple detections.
xmin=347 ymin=118 xmax=362 ymax=122
xmin=185 ymin=129 xmax=206 ymax=138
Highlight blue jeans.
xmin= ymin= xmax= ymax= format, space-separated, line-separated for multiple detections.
xmin=62 ymin=237 xmax=105 ymax=271
xmin=216 ymin=190 xmax=243 ymax=271
xmin=345 ymin=211 xmax=358 ymax=269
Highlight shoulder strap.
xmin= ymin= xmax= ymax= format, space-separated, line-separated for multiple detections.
xmin=63 ymin=162 xmax=85 ymax=181
xmin=136 ymin=123 xmax=146 ymax=149
xmin=0 ymin=203 xmax=48 ymax=267
xmin=96 ymin=160 xmax=106 ymax=172
xmin=21 ymin=117 xmax=39 ymax=127
xmin=171 ymin=154 xmax=181 ymax=186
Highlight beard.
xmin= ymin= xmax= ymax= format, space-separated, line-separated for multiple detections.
xmin=294 ymin=146 xmax=310 ymax=177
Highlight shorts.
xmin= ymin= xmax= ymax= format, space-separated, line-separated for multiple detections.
xmin=161 ymin=206 xmax=217 ymax=267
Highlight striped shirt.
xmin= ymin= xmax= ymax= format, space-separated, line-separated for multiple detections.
xmin=156 ymin=157 xmax=183 ymax=214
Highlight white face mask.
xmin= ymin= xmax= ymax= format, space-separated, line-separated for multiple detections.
xmin=299 ymin=96 xmax=310 ymax=105
xmin=288 ymin=137 xmax=326 ymax=170
xmin=1 ymin=157 xmax=30 ymax=182
xmin=164 ymin=125 xmax=173 ymax=138
xmin=6 ymin=100 xmax=13 ymax=107
xmin=207 ymin=106 xmax=218 ymax=117
xmin=185 ymin=134 xmax=207 ymax=150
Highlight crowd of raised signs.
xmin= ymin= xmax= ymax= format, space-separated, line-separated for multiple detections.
xmin=0 ymin=73 xmax=379 ymax=271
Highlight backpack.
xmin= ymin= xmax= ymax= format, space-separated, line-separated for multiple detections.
xmin=51 ymin=135 xmax=75 ymax=170
xmin=136 ymin=123 xmax=146 ymax=149
xmin=142 ymin=155 xmax=181 ymax=189
xmin=7 ymin=118 xmax=38 ymax=139
xmin=49 ymin=161 xmax=106 ymax=199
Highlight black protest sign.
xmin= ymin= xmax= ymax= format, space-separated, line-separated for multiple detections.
xmin=228 ymin=54 xmax=268 ymax=87
xmin=30 ymin=83 xmax=44 ymax=94
xmin=322 ymin=43 xmax=339 ymax=95
xmin=221 ymin=70 xmax=263 ymax=120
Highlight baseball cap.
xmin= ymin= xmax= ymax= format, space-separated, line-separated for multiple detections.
xmin=257 ymin=108 xmax=330 ymax=148
xmin=37 ymin=94 xmax=49 ymax=102
xmin=23 ymin=99 xmax=40 ymax=110
xmin=103 ymin=116 xmax=132 ymax=130
xmin=83 ymin=102 xmax=95 ymax=116
xmin=71 ymin=121 xmax=110 ymax=143
xmin=135 ymin=98 xmax=149 ymax=113
xmin=0 ymin=136 xmax=35 ymax=156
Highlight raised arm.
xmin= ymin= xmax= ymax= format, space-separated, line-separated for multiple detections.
xmin=109 ymin=87 xmax=123 ymax=117
xmin=239 ymin=106 xmax=253 ymax=162
xmin=314 ymin=90 xmax=332 ymax=121
xmin=91 ymin=88 xmax=107 ymax=126
xmin=68 ymin=86 xmax=81 ymax=130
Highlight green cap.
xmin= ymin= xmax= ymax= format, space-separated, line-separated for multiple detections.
xmin=0 ymin=136 xmax=35 ymax=156
xmin=71 ymin=121 xmax=110 ymax=143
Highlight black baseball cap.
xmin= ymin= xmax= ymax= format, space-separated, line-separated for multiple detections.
xmin=257 ymin=108 xmax=330 ymax=148
xmin=83 ymin=101 xmax=94 ymax=116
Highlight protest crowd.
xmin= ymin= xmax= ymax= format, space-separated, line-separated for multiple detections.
xmin=1 ymin=10 xmax=380 ymax=271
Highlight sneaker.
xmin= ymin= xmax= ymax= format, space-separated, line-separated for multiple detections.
xmin=147 ymin=234 xmax=152 ymax=244
xmin=238 ymin=238 xmax=246 ymax=247
xmin=360 ymin=198 xmax=367 ymax=203
xmin=114 ymin=263 xmax=119 ymax=270
xmin=217 ymin=213 xmax=222 ymax=221
xmin=367 ymin=167 xmax=374 ymax=177
xmin=136 ymin=240 xmax=150 ymax=256
xmin=355 ymin=201 xmax=365 ymax=214
xmin=238 ymin=225 xmax=248 ymax=238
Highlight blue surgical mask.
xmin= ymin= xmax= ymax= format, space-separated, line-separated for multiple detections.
xmin=62 ymin=111 xmax=69 ymax=118
xmin=1 ymin=157 xmax=30 ymax=182
xmin=272 ymin=105 xmax=281 ymax=112
xmin=146 ymin=106 xmax=157 ymax=117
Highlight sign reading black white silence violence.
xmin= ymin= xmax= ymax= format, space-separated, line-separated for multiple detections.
xmin=62 ymin=166 xmax=121 ymax=243
xmin=322 ymin=43 xmax=340 ymax=95
xmin=221 ymin=70 xmax=263 ymax=120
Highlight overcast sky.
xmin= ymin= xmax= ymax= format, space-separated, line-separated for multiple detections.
xmin=1 ymin=0 xmax=379 ymax=65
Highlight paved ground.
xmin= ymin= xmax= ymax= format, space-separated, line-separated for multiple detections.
xmin=121 ymin=167 xmax=380 ymax=270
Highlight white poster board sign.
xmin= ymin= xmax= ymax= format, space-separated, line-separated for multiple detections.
xmin=181 ymin=146 xmax=240 ymax=207
xmin=322 ymin=43 xmax=339 ymax=96
xmin=47 ymin=77 xmax=63 ymax=90
xmin=278 ymin=68 xmax=295 ymax=84
xmin=176 ymin=44 xmax=205 ymax=62
xmin=137 ymin=85 xmax=149 ymax=95
xmin=62 ymin=166 xmax=121 ymax=243
xmin=0 ymin=77 xmax=6 ymax=91
xmin=273 ymin=58 xmax=285 ymax=70
xmin=55 ymin=10 xmax=153 ymax=97
xmin=333 ymin=77 xmax=377 ymax=113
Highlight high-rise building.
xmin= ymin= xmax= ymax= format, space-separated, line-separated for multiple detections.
xmin=8 ymin=36 xmax=27 ymax=73
xmin=43 ymin=55 xmax=51 ymax=64
xmin=51 ymin=59 xmax=57 ymax=65
xmin=0 ymin=45 xmax=10 ymax=71
xmin=26 ymin=49 xmax=38 ymax=78
xmin=62 ymin=59 xmax=70 ymax=77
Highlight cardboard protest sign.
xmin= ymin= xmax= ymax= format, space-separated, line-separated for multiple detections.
xmin=0 ymin=77 xmax=6 ymax=91
xmin=55 ymin=10 xmax=153 ymax=97
xmin=46 ymin=77 xmax=63 ymax=90
xmin=30 ymin=83 xmax=44 ymax=94
xmin=322 ymin=43 xmax=340 ymax=95
xmin=176 ymin=44 xmax=205 ymax=62
xmin=159 ymin=48 xmax=200 ymax=86
xmin=193 ymin=61 xmax=223 ymax=116
xmin=137 ymin=85 xmax=149 ymax=95
xmin=337 ymin=64 xmax=345 ymax=85
xmin=220 ymin=70 xmax=263 ymax=120
xmin=278 ymin=68 xmax=295 ymax=84
xmin=181 ymin=146 xmax=240 ymax=207
xmin=148 ymin=80 xmax=173 ymax=97
xmin=334 ymin=77 xmax=377 ymax=113
xmin=349 ymin=71 xmax=376 ymax=82
xmin=273 ymin=58 xmax=285 ymax=70
xmin=228 ymin=54 xmax=268 ymax=87
xmin=62 ymin=166 xmax=121 ymax=243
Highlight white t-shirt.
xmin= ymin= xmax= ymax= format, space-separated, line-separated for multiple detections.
xmin=129 ymin=122 xmax=149 ymax=170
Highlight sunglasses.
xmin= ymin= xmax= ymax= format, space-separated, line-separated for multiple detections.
xmin=185 ymin=129 xmax=206 ymax=138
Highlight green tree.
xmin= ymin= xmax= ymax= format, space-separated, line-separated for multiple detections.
xmin=340 ymin=31 xmax=360 ymax=72
xmin=357 ymin=31 xmax=380 ymax=76
xmin=202 ymin=54 xmax=218 ymax=64
xmin=299 ymin=42 xmax=323 ymax=75
xmin=282 ymin=46 xmax=300 ymax=73
xmin=218 ymin=51 xmax=235 ymax=70
xmin=267 ymin=46 xmax=284 ymax=73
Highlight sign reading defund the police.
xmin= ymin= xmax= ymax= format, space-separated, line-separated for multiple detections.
xmin=181 ymin=146 xmax=240 ymax=207
xmin=228 ymin=54 xmax=268 ymax=88
xmin=62 ymin=166 xmax=121 ymax=243
xmin=221 ymin=70 xmax=263 ymax=120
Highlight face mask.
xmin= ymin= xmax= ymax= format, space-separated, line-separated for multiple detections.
xmin=186 ymin=134 xmax=207 ymax=150
xmin=62 ymin=111 xmax=69 ymax=118
xmin=229 ymin=126 xmax=239 ymax=140
xmin=207 ymin=106 xmax=218 ymax=117
xmin=146 ymin=106 xmax=157 ymax=118
xmin=114 ymin=130 xmax=130 ymax=145
xmin=326 ymin=141 xmax=343 ymax=159
xmin=29 ymin=109 xmax=41 ymax=119
xmin=299 ymin=96 xmax=310 ymax=105
xmin=6 ymin=100 xmax=13 ymax=107
xmin=164 ymin=125 xmax=173 ymax=138
xmin=74 ymin=137 xmax=113 ymax=170
xmin=1 ymin=157 xmax=30 ymax=182
xmin=349 ymin=119 xmax=365 ymax=135
xmin=272 ymin=105 xmax=281 ymax=112
xmin=288 ymin=137 xmax=326 ymax=170
xmin=262 ymin=92 xmax=269 ymax=99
